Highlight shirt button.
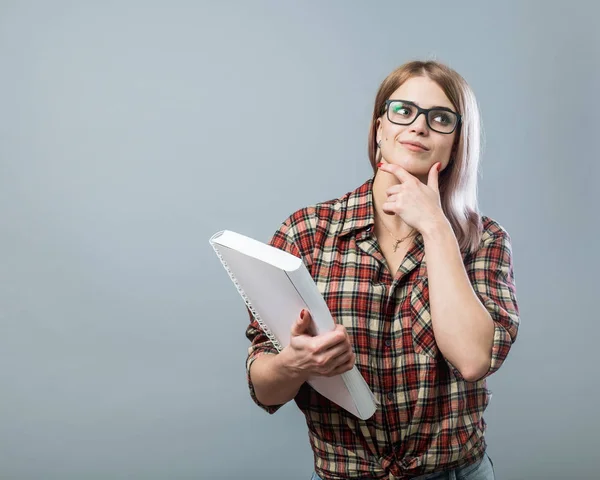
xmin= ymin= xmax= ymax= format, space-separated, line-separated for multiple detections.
xmin=387 ymin=392 xmax=394 ymax=401
xmin=385 ymin=340 xmax=392 ymax=347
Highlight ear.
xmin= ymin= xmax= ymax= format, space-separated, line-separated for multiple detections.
xmin=375 ymin=119 xmax=382 ymax=144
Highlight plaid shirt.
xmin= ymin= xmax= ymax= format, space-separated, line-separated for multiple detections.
xmin=245 ymin=177 xmax=519 ymax=480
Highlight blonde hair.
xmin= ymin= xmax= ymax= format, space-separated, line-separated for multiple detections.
xmin=368 ymin=60 xmax=483 ymax=254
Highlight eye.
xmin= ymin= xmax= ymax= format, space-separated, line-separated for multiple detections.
xmin=391 ymin=103 xmax=413 ymax=117
xmin=431 ymin=112 xmax=453 ymax=125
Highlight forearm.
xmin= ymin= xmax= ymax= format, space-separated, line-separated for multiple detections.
xmin=250 ymin=351 xmax=308 ymax=406
xmin=421 ymin=218 xmax=495 ymax=381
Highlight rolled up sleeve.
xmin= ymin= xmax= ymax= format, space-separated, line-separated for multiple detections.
xmin=244 ymin=216 xmax=309 ymax=413
xmin=245 ymin=313 xmax=284 ymax=414
xmin=467 ymin=225 xmax=520 ymax=378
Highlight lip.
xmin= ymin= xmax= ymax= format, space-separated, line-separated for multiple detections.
xmin=400 ymin=141 xmax=429 ymax=152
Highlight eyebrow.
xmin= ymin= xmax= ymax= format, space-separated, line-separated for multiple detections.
xmin=395 ymin=99 xmax=455 ymax=111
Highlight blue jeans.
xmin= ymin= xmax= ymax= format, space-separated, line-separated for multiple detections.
xmin=311 ymin=452 xmax=495 ymax=480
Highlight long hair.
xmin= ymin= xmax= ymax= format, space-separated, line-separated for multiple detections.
xmin=368 ymin=60 xmax=483 ymax=254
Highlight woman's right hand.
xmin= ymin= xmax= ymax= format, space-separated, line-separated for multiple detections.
xmin=278 ymin=309 xmax=356 ymax=381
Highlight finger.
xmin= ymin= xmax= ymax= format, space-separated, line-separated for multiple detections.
xmin=313 ymin=328 xmax=348 ymax=352
xmin=321 ymin=343 xmax=353 ymax=365
xmin=385 ymin=185 xmax=403 ymax=196
xmin=334 ymin=324 xmax=350 ymax=340
xmin=317 ymin=349 xmax=354 ymax=376
xmin=325 ymin=353 xmax=356 ymax=377
xmin=313 ymin=325 xmax=351 ymax=354
xmin=322 ymin=336 xmax=352 ymax=359
xmin=333 ymin=350 xmax=355 ymax=369
xmin=378 ymin=163 xmax=416 ymax=184
xmin=381 ymin=202 xmax=397 ymax=215
xmin=427 ymin=162 xmax=441 ymax=193
xmin=290 ymin=309 xmax=307 ymax=336
xmin=314 ymin=346 xmax=351 ymax=373
xmin=291 ymin=309 xmax=315 ymax=337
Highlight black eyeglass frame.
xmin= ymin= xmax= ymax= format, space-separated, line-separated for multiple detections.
xmin=381 ymin=99 xmax=462 ymax=135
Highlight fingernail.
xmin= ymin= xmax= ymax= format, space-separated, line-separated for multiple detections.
xmin=300 ymin=310 xmax=305 ymax=319
xmin=437 ymin=163 xmax=441 ymax=172
xmin=377 ymin=162 xmax=383 ymax=168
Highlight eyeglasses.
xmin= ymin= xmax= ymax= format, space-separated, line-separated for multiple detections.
xmin=381 ymin=99 xmax=461 ymax=134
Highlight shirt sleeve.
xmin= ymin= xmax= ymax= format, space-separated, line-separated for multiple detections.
xmin=244 ymin=217 xmax=305 ymax=414
xmin=466 ymin=225 xmax=520 ymax=379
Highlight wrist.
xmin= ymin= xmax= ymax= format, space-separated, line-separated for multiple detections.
xmin=421 ymin=214 xmax=452 ymax=242
xmin=275 ymin=348 xmax=309 ymax=383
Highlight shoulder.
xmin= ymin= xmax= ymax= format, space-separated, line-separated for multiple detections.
xmin=466 ymin=215 xmax=515 ymax=273
xmin=479 ymin=215 xmax=513 ymax=246
xmin=271 ymin=180 xmax=369 ymax=258
xmin=279 ymin=180 xmax=365 ymax=236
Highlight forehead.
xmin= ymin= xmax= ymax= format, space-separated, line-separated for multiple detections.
xmin=389 ymin=76 xmax=454 ymax=110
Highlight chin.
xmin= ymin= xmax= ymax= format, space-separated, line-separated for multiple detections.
xmin=391 ymin=157 xmax=433 ymax=175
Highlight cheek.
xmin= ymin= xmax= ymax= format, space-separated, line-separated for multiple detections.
xmin=383 ymin=125 xmax=405 ymax=141
xmin=435 ymin=138 xmax=455 ymax=161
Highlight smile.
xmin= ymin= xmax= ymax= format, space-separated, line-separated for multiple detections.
xmin=400 ymin=141 xmax=429 ymax=152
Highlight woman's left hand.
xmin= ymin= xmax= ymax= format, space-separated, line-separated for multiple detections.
xmin=378 ymin=162 xmax=446 ymax=233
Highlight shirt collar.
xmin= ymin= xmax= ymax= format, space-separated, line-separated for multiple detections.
xmin=339 ymin=176 xmax=376 ymax=238
xmin=338 ymin=176 xmax=426 ymax=270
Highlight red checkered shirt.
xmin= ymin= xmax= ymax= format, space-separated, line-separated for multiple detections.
xmin=245 ymin=177 xmax=519 ymax=480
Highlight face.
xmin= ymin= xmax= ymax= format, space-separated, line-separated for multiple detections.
xmin=376 ymin=76 xmax=458 ymax=178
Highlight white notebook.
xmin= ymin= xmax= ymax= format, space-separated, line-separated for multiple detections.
xmin=209 ymin=229 xmax=377 ymax=420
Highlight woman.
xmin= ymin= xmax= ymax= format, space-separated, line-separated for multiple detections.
xmin=245 ymin=60 xmax=519 ymax=480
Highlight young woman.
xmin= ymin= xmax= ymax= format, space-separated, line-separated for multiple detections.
xmin=245 ymin=60 xmax=519 ymax=480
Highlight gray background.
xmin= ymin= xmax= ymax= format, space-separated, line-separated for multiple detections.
xmin=1 ymin=1 xmax=598 ymax=479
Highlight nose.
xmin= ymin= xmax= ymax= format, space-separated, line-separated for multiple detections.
xmin=409 ymin=112 xmax=429 ymax=136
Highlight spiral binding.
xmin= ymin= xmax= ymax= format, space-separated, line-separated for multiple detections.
xmin=210 ymin=240 xmax=283 ymax=352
